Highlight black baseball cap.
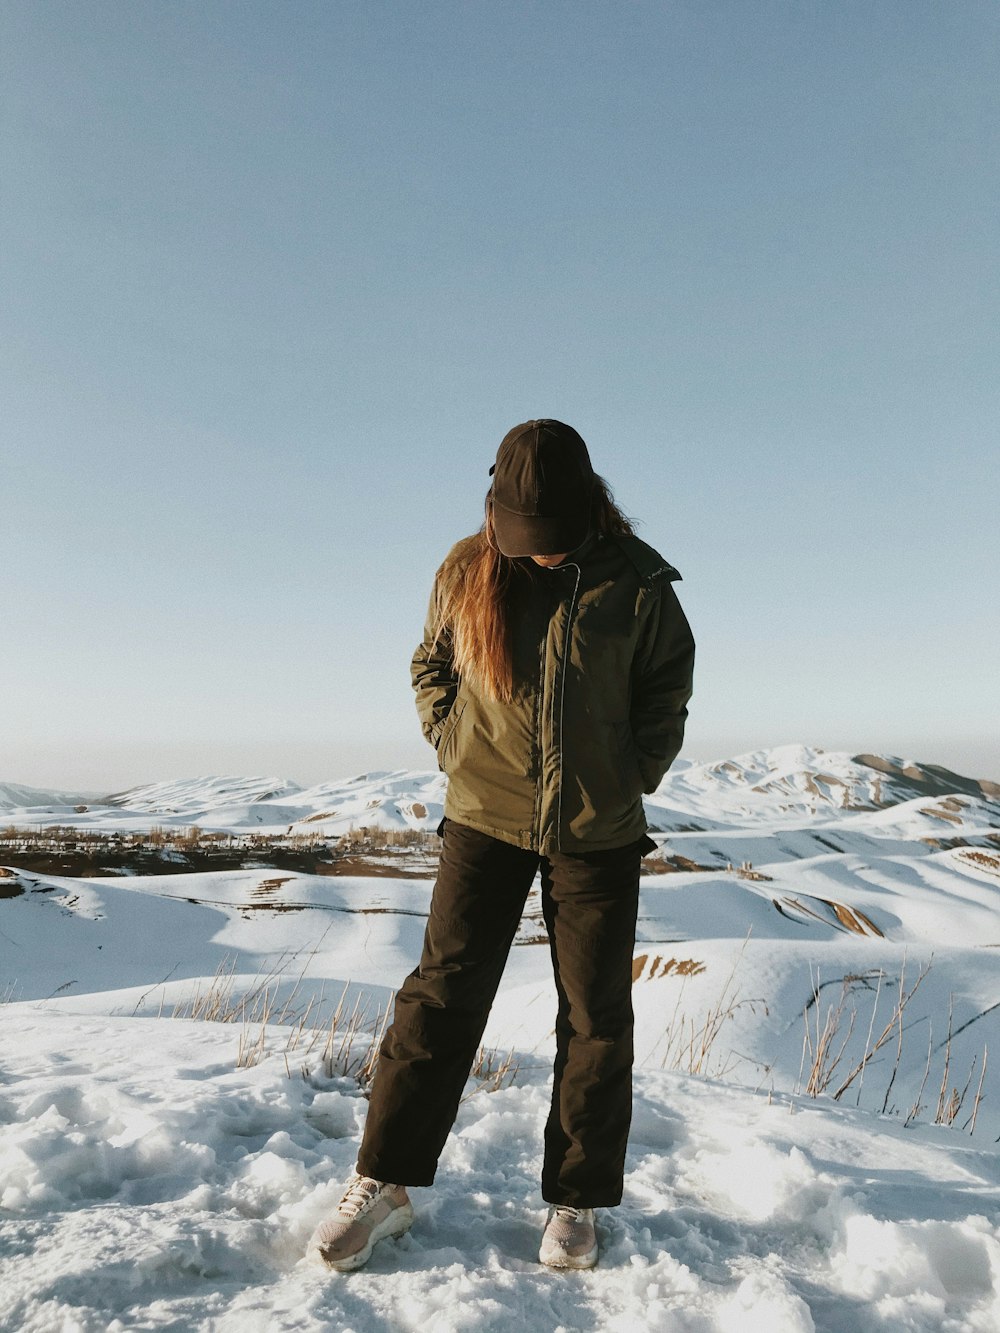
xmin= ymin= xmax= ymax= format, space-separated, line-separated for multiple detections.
xmin=489 ymin=420 xmax=595 ymax=557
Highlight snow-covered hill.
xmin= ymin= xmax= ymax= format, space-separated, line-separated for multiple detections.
xmin=643 ymin=743 xmax=1000 ymax=831
xmin=0 ymin=781 xmax=103 ymax=809
xmin=3 ymin=745 xmax=999 ymax=842
xmin=103 ymin=774 xmax=305 ymax=814
xmin=1 ymin=769 xmax=447 ymax=837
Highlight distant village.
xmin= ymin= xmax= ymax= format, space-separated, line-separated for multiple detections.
xmin=0 ymin=822 xmax=441 ymax=877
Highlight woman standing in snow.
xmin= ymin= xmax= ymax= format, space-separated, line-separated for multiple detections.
xmin=308 ymin=420 xmax=695 ymax=1272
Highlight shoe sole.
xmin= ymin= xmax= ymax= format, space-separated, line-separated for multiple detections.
xmin=539 ymin=1242 xmax=599 ymax=1270
xmin=315 ymin=1202 xmax=415 ymax=1273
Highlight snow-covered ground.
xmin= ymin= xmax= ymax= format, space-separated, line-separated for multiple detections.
xmin=3 ymin=745 xmax=1000 ymax=1330
xmin=3 ymin=1014 xmax=1000 ymax=1332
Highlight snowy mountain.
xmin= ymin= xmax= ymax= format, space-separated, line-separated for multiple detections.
xmin=0 ymin=769 xmax=446 ymax=837
xmin=103 ymin=774 xmax=305 ymax=813
xmin=643 ymin=743 xmax=1000 ymax=830
xmin=0 ymin=781 xmax=103 ymax=809
xmin=3 ymin=744 xmax=998 ymax=841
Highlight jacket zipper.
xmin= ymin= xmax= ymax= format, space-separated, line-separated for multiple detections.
xmin=538 ymin=560 xmax=582 ymax=851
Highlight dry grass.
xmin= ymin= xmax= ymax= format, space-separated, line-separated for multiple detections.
xmin=172 ymin=956 xmax=520 ymax=1097
xmin=170 ymin=956 xmax=385 ymax=1075
xmin=957 ymin=850 xmax=1000 ymax=877
xmin=796 ymin=957 xmax=989 ymax=1135
xmin=641 ymin=933 xmax=767 ymax=1079
xmin=283 ymin=983 xmax=394 ymax=1087
xmin=463 ymin=1044 xmax=520 ymax=1099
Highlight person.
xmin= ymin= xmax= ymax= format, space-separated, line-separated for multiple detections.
xmin=308 ymin=419 xmax=695 ymax=1272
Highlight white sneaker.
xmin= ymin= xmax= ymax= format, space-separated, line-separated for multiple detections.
xmin=308 ymin=1173 xmax=414 ymax=1272
xmin=539 ymin=1205 xmax=598 ymax=1269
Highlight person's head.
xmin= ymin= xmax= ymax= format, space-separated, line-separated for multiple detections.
xmin=488 ymin=420 xmax=594 ymax=559
xmin=434 ymin=421 xmax=635 ymax=702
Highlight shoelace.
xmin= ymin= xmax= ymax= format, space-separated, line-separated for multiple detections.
xmin=337 ymin=1175 xmax=382 ymax=1220
xmin=553 ymin=1205 xmax=589 ymax=1223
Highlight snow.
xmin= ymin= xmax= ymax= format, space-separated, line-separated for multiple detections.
xmin=2 ymin=1013 xmax=1000 ymax=1331
xmin=2 ymin=745 xmax=1000 ymax=1330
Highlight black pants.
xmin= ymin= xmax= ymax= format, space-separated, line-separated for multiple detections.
xmin=357 ymin=817 xmax=645 ymax=1207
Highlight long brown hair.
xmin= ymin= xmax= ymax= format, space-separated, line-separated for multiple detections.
xmin=432 ymin=475 xmax=636 ymax=704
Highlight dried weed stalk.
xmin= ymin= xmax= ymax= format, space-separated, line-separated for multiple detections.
xmin=173 ymin=959 xmax=519 ymax=1097
xmin=798 ymin=958 xmax=988 ymax=1136
xmin=645 ymin=932 xmax=766 ymax=1079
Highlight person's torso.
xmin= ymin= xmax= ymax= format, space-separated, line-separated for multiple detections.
xmin=439 ymin=532 xmax=677 ymax=853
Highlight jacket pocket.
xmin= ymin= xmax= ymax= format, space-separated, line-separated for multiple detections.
xmin=613 ymin=721 xmax=645 ymax=801
xmin=437 ymin=698 xmax=468 ymax=772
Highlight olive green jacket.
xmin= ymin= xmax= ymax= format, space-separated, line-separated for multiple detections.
xmin=411 ymin=530 xmax=695 ymax=854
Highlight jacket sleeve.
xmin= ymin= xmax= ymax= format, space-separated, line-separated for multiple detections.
xmin=629 ymin=579 xmax=695 ymax=792
xmin=410 ymin=569 xmax=459 ymax=750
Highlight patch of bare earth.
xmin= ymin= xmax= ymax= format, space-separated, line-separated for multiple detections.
xmin=772 ymin=895 xmax=883 ymax=937
xmin=632 ymin=954 xmax=707 ymax=981
xmin=956 ymin=850 xmax=1000 ymax=878
xmin=921 ymin=797 xmax=969 ymax=825
xmin=316 ymin=854 xmax=439 ymax=878
xmin=641 ymin=854 xmax=715 ymax=874
xmin=0 ymin=867 xmax=25 ymax=899
xmin=242 ymin=876 xmax=296 ymax=909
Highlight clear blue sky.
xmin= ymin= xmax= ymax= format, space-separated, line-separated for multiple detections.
xmin=3 ymin=1 xmax=998 ymax=790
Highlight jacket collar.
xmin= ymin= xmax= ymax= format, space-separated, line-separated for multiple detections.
xmin=563 ymin=529 xmax=601 ymax=565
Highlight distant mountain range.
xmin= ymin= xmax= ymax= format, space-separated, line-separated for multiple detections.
xmin=0 ymin=782 xmax=108 ymax=809
xmin=2 ymin=744 xmax=998 ymax=841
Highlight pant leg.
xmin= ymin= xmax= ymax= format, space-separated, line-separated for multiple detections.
xmin=539 ymin=838 xmax=643 ymax=1207
xmin=357 ymin=818 xmax=539 ymax=1185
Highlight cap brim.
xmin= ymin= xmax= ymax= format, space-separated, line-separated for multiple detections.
xmin=493 ymin=506 xmax=591 ymax=558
